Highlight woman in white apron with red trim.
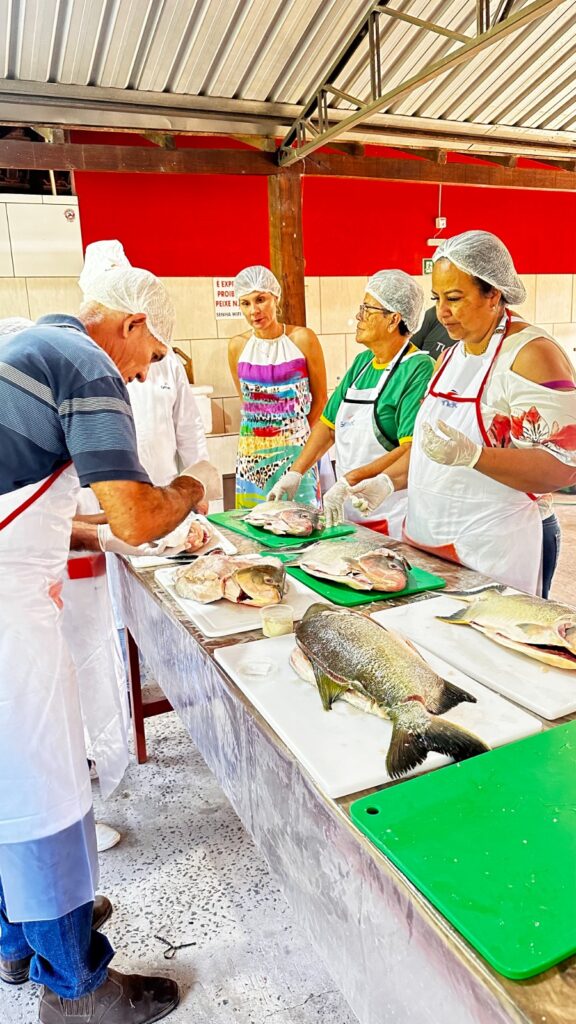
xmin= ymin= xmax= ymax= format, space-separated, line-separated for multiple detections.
xmin=349 ymin=232 xmax=576 ymax=594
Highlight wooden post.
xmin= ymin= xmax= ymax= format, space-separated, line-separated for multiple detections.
xmin=268 ymin=171 xmax=306 ymax=326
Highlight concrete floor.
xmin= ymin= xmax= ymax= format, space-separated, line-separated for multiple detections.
xmin=1 ymin=712 xmax=357 ymax=1024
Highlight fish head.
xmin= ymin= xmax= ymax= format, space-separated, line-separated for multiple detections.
xmin=356 ymin=548 xmax=410 ymax=592
xmin=556 ymin=617 xmax=576 ymax=656
xmin=226 ymin=563 xmax=287 ymax=606
xmin=276 ymin=508 xmax=317 ymax=536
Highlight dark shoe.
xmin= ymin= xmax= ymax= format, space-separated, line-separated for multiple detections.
xmin=38 ymin=968 xmax=180 ymax=1023
xmin=0 ymin=896 xmax=113 ymax=986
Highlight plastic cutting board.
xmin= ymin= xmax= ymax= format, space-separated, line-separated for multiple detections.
xmin=285 ymin=564 xmax=446 ymax=606
xmin=350 ymin=721 xmax=576 ymax=979
xmin=207 ymin=509 xmax=356 ymax=548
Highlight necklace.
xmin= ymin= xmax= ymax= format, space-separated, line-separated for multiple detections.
xmin=463 ymin=313 xmax=506 ymax=357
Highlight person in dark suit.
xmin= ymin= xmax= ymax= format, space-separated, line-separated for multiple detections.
xmin=411 ymin=304 xmax=455 ymax=360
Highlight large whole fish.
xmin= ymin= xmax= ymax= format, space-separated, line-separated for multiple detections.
xmin=438 ymin=586 xmax=576 ymax=670
xmin=244 ymin=501 xmax=322 ymax=537
xmin=174 ymin=552 xmax=286 ymax=606
xmin=299 ymin=540 xmax=410 ymax=592
xmin=295 ymin=604 xmax=489 ymax=778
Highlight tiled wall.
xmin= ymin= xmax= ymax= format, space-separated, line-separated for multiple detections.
xmin=0 ymin=193 xmax=574 ymax=470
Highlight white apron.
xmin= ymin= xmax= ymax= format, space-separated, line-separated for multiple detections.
xmin=0 ymin=465 xmax=98 ymax=921
xmin=335 ymin=342 xmax=411 ymax=539
xmin=62 ymin=490 xmax=129 ymax=801
xmin=405 ymin=312 xmax=543 ymax=594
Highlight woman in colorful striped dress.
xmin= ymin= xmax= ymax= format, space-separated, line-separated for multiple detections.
xmin=228 ymin=266 xmax=327 ymax=510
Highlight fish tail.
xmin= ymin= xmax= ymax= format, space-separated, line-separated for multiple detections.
xmin=425 ymin=678 xmax=477 ymax=714
xmin=444 ymin=584 xmax=506 ymax=599
xmin=436 ymin=609 xmax=474 ymax=624
xmin=386 ymin=715 xmax=489 ymax=779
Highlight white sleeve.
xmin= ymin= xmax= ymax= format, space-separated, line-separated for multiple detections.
xmin=170 ymin=355 xmax=209 ymax=468
xmin=509 ymin=383 xmax=576 ymax=468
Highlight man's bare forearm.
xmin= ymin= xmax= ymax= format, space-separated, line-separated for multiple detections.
xmin=70 ymin=520 xmax=102 ymax=551
xmin=345 ymin=444 xmax=411 ymax=486
xmin=91 ymin=476 xmax=205 ymax=547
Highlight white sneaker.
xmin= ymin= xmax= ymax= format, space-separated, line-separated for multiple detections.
xmin=96 ymin=822 xmax=121 ymax=852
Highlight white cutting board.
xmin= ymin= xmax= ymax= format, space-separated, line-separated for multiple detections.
xmin=215 ymin=635 xmax=541 ymax=799
xmin=154 ymin=566 xmax=320 ymax=638
xmin=372 ymin=596 xmax=576 ymax=721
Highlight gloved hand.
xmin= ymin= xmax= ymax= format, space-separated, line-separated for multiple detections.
xmin=323 ymin=480 xmax=350 ymax=529
xmin=421 ymin=420 xmax=482 ymax=468
xmin=267 ymin=470 xmax=302 ymax=501
xmin=348 ymin=474 xmax=394 ymax=516
xmin=180 ymin=460 xmax=221 ymax=501
xmin=97 ymin=524 xmax=188 ymax=558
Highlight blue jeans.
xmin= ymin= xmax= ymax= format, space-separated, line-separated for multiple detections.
xmin=0 ymin=877 xmax=113 ymax=998
xmin=542 ymin=513 xmax=561 ymax=600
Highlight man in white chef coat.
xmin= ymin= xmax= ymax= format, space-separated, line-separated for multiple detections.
xmin=0 ymin=264 xmax=205 ymax=1023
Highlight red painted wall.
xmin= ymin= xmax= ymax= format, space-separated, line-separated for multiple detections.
xmin=73 ymin=133 xmax=576 ymax=276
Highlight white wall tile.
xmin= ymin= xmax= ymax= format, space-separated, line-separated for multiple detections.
xmin=0 ymin=205 xmax=14 ymax=276
xmin=8 ymin=204 xmax=83 ymax=276
xmin=162 ymin=277 xmax=217 ymax=340
xmin=318 ymin=334 xmax=347 ymax=390
xmin=206 ymin=434 xmax=238 ymax=475
xmin=320 ymin=276 xmax=366 ymax=335
xmin=216 ymin=316 xmax=246 ymax=339
xmin=209 ymin=398 xmax=225 ymax=435
xmin=305 ymin=277 xmax=321 ymax=335
xmin=534 ymin=275 xmax=572 ymax=324
xmin=552 ymin=323 xmax=576 ymax=366
xmin=222 ymin=396 xmax=241 ymax=434
xmin=516 ymin=275 xmax=536 ymax=323
xmin=345 ymin=332 xmax=360 ymax=369
xmin=190 ymin=337 xmax=236 ymax=398
xmin=0 ymin=278 xmax=29 ymax=318
xmin=26 ymin=278 xmax=82 ymax=319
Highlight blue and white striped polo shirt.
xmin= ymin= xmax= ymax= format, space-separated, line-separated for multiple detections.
xmin=0 ymin=314 xmax=150 ymax=494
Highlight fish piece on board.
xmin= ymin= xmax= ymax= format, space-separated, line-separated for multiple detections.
xmin=299 ymin=540 xmax=410 ymax=592
xmin=174 ymin=552 xmax=286 ymax=606
xmin=439 ymin=586 xmax=576 ymax=670
xmin=244 ymin=501 xmax=322 ymax=537
xmin=295 ymin=603 xmax=489 ymax=779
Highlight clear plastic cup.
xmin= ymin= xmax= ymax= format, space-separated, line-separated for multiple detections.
xmin=260 ymin=603 xmax=294 ymax=638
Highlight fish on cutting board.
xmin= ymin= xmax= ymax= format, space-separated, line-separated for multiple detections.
xmin=295 ymin=604 xmax=489 ymax=778
xmin=174 ymin=552 xmax=286 ymax=606
xmin=298 ymin=540 xmax=410 ymax=592
xmin=244 ymin=501 xmax=322 ymax=537
xmin=439 ymin=586 xmax=576 ymax=670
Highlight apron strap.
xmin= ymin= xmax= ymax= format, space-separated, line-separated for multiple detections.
xmin=0 ymin=461 xmax=72 ymax=532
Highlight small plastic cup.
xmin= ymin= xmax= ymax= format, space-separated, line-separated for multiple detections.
xmin=260 ymin=603 xmax=294 ymax=638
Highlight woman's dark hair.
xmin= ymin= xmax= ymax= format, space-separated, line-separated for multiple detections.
xmin=472 ymin=275 xmax=507 ymax=304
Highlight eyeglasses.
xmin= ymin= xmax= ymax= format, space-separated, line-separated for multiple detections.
xmin=357 ymin=303 xmax=392 ymax=321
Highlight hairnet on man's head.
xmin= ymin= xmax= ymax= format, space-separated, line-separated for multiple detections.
xmin=0 ymin=316 xmax=34 ymax=337
xmin=234 ymin=265 xmax=281 ymax=301
xmin=432 ymin=230 xmax=526 ymax=306
xmin=365 ymin=270 xmax=424 ymax=334
xmin=79 ymin=239 xmax=175 ymax=345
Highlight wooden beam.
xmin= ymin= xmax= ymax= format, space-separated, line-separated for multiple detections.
xmin=300 ymin=151 xmax=576 ymax=191
xmin=0 ymin=140 xmax=277 ymax=175
xmin=397 ymin=148 xmax=448 ymax=164
xmin=2 ymin=139 xmax=576 ymax=191
xmin=268 ymin=173 xmax=306 ymax=326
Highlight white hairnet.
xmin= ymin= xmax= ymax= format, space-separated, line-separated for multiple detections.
xmin=365 ymin=270 xmax=424 ymax=334
xmin=79 ymin=239 xmax=175 ymax=345
xmin=234 ymin=265 xmax=281 ymax=301
xmin=0 ymin=316 xmax=34 ymax=336
xmin=432 ymin=230 xmax=526 ymax=305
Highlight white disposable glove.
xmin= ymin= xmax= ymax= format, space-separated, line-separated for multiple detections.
xmin=421 ymin=419 xmax=482 ymax=468
xmin=322 ymin=480 xmax=350 ymax=529
xmin=97 ymin=523 xmax=188 ymax=558
xmin=180 ymin=459 xmax=221 ymax=500
xmin=348 ymin=474 xmax=394 ymax=516
xmin=267 ymin=470 xmax=302 ymax=501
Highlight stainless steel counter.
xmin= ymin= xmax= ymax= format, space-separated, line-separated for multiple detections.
xmin=116 ymin=529 xmax=575 ymax=1024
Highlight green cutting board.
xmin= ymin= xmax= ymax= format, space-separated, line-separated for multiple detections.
xmin=350 ymin=722 xmax=576 ymax=979
xmin=207 ymin=509 xmax=356 ymax=548
xmin=285 ymin=564 xmax=446 ymax=606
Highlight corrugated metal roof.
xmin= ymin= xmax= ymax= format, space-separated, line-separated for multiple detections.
xmin=0 ymin=0 xmax=575 ymax=157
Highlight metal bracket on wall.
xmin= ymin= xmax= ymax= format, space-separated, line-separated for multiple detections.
xmin=278 ymin=0 xmax=566 ymax=167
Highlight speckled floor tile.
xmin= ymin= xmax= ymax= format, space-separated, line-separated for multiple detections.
xmin=0 ymin=711 xmax=358 ymax=1024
